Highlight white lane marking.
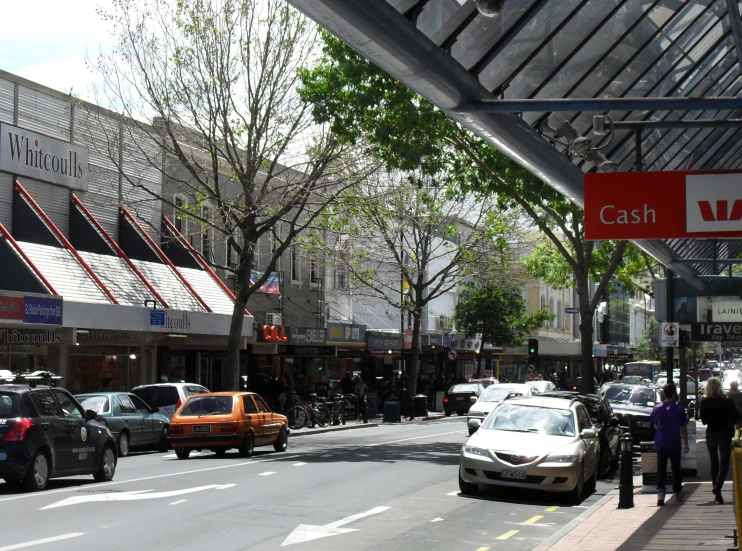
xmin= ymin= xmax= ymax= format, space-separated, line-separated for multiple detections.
xmin=216 ymin=484 xmax=236 ymax=489
xmin=430 ymin=517 xmax=444 ymax=523
xmin=368 ymin=430 xmax=465 ymax=446
xmin=258 ymin=472 xmax=277 ymax=476
xmin=41 ymin=484 xmax=237 ymax=510
xmin=0 ymin=533 xmax=85 ymax=551
xmin=169 ymin=500 xmax=187 ymax=506
xmin=447 ymin=491 xmax=460 ymax=496
xmin=163 ymin=451 xmax=207 ymax=460
xmin=292 ymin=462 xmax=307 ymax=467
xmin=573 ymin=506 xmax=589 ymax=509
xmin=1 ymin=456 xmax=298 ymax=505
xmin=282 ymin=506 xmax=391 ymax=546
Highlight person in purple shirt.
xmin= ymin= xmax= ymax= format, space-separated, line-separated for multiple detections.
xmin=652 ymin=383 xmax=689 ymax=506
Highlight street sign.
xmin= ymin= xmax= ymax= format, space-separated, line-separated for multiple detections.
xmin=566 ymin=307 xmax=579 ymax=314
xmin=690 ymin=323 xmax=742 ymax=343
xmin=585 ymin=170 xmax=742 ymax=240
xmin=660 ymin=322 xmax=680 ymax=347
xmin=149 ymin=310 xmax=165 ymax=326
xmin=448 ymin=349 xmax=458 ymax=361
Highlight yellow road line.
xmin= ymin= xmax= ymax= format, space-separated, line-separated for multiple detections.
xmin=496 ymin=530 xmax=519 ymax=540
xmin=523 ymin=515 xmax=544 ymax=525
xmin=474 ymin=547 xmax=491 ymax=551
xmin=545 ymin=506 xmax=559 ymax=512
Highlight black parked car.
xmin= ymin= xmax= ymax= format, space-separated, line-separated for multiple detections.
xmin=540 ymin=391 xmax=623 ymax=477
xmin=600 ymin=383 xmax=662 ymax=445
xmin=443 ymin=383 xmax=485 ymax=416
xmin=0 ymin=385 xmax=117 ymax=491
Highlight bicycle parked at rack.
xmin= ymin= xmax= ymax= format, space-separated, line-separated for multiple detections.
xmin=326 ymin=393 xmax=354 ymax=426
xmin=286 ymin=393 xmax=331 ymax=430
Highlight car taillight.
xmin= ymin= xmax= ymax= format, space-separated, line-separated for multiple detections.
xmin=176 ymin=399 xmax=182 ymax=409
xmin=170 ymin=425 xmax=184 ymax=435
xmin=220 ymin=423 xmax=237 ymax=432
xmin=4 ymin=418 xmax=33 ymax=442
xmin=96 ymin=416 xmax=107 ymax=426
xmin=443 ymin=397 xmax=449 ymax=403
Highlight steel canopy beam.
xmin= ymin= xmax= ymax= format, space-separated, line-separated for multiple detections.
xmin=458 ymin=97 xmax=742 ymax=113
xmin=727 ymin=0 xmax=742 ymax=79
xmin=288 ymin=0 xmax=706 ymax=291
xmin=613 ymin=119 xmax=742 ymax=130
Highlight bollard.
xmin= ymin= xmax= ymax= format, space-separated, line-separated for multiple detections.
xmin=618 ymin=433 xmax=634 ymax=509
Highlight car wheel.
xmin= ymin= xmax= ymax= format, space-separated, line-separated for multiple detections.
xmin=458 ymin=469 xmax=478 ymax=495
xmin=598 ymin=446 xmax=612 ymax=478
xmin=567 ymin=463 xmax=584 ymax=504
xmin=22 ymin=451 xmax=50 ymax=492
xmin=93 ymin=445 xmax=117 ymax=482
xmin=586 ymin=461 xmax=598 ymax=494
xmin=273 ymin=427 xmax=288 ymax=452
xmin=239 ymin=432 xmax=255 ymax=458
xmin=118 ymin=431 xmax=130 ymax=458
xmin=445 ymin=410 xmax=452 ymax=417
xmin=157 ymin=427 xmax=169 ymax=453
xmin=175 ymin=447 xmax=191 ymax=460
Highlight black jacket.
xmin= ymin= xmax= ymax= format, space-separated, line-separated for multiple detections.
xmin=701 ymin=397 xmax=741 ymax=433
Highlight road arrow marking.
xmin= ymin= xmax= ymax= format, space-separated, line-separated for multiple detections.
xmin=281 ymin=506 xmax=390 ymax=546
xmin=40 ymin=484 xmax=236 ymax=510
xmin=430 ymin=517 xmax=444 ymax=523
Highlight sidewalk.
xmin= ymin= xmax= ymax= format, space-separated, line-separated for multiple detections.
xmin=536 ymin=426 xmax=737 ymax=551
xmin=289 ymin=410 xmax=457 ymax=437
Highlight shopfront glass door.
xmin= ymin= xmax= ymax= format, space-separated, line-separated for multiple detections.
xmin=200 ymin=357 xmax=225 ymax=391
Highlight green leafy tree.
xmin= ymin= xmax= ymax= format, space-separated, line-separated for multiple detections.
xmin=299 ymin=31 xmax=658 ymax=392
xmin=636 ymin=317 xmax=663 ymax=362
xmin=454 ymin=283 xmax=552 ymax=375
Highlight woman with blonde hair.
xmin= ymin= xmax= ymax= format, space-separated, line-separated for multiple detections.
xmin=700 ymin=377 xmax=740 ymax=503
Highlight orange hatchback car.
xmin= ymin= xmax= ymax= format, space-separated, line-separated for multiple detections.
xmin=168 ymin=392 xmax=288 ymax=459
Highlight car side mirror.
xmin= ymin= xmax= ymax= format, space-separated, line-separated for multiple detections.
xmin=467 ymin=418 xmax=481 ymax=430
xmin=85 ymin=409 xmax=97 ymax=422
xmin=470 ymin=396 xmax=477 ymax=403
xmin=581 ymin=428 xmax=597 ymax=439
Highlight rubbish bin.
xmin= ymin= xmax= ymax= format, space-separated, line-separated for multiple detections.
xmin=383 ymin=401 xmax=401 ymax=423
xmin=414 ymin=394 xmax=428 ymax=418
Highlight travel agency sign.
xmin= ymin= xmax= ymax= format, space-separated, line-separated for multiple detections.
xmin=585 ymin=170 xmax=742 ymax=240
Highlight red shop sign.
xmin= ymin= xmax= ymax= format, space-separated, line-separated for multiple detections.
xmin=0 ymin=296 xmax=24 ymax=321
xmin=585 ymin=170 xmax=742 ymax=240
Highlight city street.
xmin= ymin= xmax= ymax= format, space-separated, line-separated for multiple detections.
xmin=0 ymin=419 xmax=617 ymax=551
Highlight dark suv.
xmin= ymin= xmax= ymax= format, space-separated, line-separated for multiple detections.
xmin=0 ymin=385 xmax=117 ymax=491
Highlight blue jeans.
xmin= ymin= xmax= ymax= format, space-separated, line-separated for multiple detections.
xmin=706 ymin=430 xmax=732 ymax=492
xmin=656 ymin=450 xmax=682 ymax=493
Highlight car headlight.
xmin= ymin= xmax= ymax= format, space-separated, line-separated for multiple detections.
xmin=468 ymin=411 xmax=484 ymax=417
xmin=463 ymin=445 xmax=490 ymax=457
xmin=545 ymin=454 xmax=578 ymax=463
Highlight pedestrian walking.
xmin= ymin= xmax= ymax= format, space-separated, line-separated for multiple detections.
xmin=727 ymin=380 xmax=742 ymax=420
xmin=700 ymin=377 xmax=741 ymax=504
xmin=354 ymin=375 xmax=368 ymax=423
xmin=315 ymin=375 xmax=330 ymax=399
xmin=651 ymin=383 xmax=689 ymax=506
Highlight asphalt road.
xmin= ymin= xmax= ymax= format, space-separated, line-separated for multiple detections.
xmin=0 ymin=419 xmax=617 ymax=551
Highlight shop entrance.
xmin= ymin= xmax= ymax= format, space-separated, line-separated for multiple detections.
xmin=200 ymin=356 xmax=225 ymax=391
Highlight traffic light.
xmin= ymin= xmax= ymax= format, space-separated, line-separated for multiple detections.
xmin=705 ymin=352 xmax=712 ymax=359
xmin=318 ymin=365 xmax=323 ymax=372
xmin=528 ymin=338 xmax=539 ymax=364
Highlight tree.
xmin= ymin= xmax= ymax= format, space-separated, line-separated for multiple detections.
xmin=299 ymin=31 xmax=657 ymax=393
xmin=454 ymin=282 xmax=552 ymax=375
xmin=89 ymin=0 xmax=373 ymax=389
xmin=313 ymin=171 xmax=516 ymax=417
xmin=636 ymin=317 xmax=663 ymax=362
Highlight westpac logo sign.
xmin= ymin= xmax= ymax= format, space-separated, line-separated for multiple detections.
xmin=686 ymin=173 xmax=742 ymax=233
xmin=0 ymin=123 xmax=88 ymax=191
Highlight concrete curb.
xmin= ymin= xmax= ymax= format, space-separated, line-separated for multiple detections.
xmin=288 ymin=413 xmax=460 ymax=437
xmin=532 ymin=475 xmax=642 ymax=551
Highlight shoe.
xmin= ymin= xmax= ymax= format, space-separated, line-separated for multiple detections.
xmin=715 ymin=493 xmax=725 ymax=504
xmin=674 ymin=491 xmax=685 ymax=503
xmin=657 ymin=491 xmax=665 ymax=506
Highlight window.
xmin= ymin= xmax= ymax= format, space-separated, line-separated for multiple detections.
xmin=128 ymin=394 xmax=151 ymax=413
xmin=174 ymin=196 xmax=186 ymax=233
xmin=180 ymin=396 xmax=234 ymax=416
xmin=310 ymin=258 xmax=317 ymax=283
xmin=254 ymin=395 xmax=270 ymax=413
xmin=79 ymin=396 xmax=110 ymax=414
xmin=541 ymin=294 xmax=547 ymax=328
xmin=201 ymin=205 xmax=212 ymax=260
xmin=187 ymin=386 xmax=209 ymax=396
xmin=31 ymin=391 xmax=59 ymax=416
xmin=243 ymin=396 xmax=258 ymax=414
xmin=549 ymin=297 xmax=555 ymax=329
xmin=335 ymin=268 xmax=347 ymax=290
xmin=291 ymin=244 xmax=300 ymax=281
xmin=557 ymin=299 xmax=563 ymax=329
xmin=54 ymin=390 xmax=83 ymax=418
xmin=576 ymin=407 xmax=591 ymax=432
xmin=117 ymin=395 xmax=137 ymax=415
xmin=132 ymin=386 xmax=180 ymax=408
xmin=0 ymin=392 xmax=20 ymax=418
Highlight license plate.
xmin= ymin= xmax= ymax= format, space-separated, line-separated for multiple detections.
xmin=456 ymin=396 xmax=465 ymax=401
xmin=501 ymin=469 xmax=527 ymax=480
xmin=193 ymin=425 xmax=211 ymax=433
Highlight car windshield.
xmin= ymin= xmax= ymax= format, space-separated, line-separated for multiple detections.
xmin=0 ymin=392 xmax=19 ymax=417
xmin=180 ymin=396 xmax=234 ymax=416
xmin=480 ymin=387 xmax=522 ymax=402
xmin=482 ymin=404 xmax=575 ymax=437
xmin=449 ymin=384 xmax=479 ymax=394
xmin=133 ymin=386 xmax=180 ymax=408
xmin=604 ymin=386 xmax=656 ymax=407
xmin=79 ymin=395 xmax=110 ymax=414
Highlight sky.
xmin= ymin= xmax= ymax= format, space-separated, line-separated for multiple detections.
xmin=0 ymin=0 xmax=116 ymax=99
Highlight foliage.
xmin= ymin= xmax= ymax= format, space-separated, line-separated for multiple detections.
xmin=636 ymin=317 xmax=662 ymax=361
xmin=454 ymin=283 xmax=553 ymax=348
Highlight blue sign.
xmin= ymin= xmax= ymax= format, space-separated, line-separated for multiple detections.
xmin=23 ymin=296 xmax=62 ymax=325
xmin=150 ymin=310 xmax=165 ymax=326
xmin=566 ymin=307 xmax=579 ymax=314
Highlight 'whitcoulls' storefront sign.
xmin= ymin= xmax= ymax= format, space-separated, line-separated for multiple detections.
xmin=0 ymin=123 xmax=88 ymax=191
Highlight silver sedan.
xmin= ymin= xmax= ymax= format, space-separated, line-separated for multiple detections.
xmin=459 ymin=396 xmax=600 ymax=503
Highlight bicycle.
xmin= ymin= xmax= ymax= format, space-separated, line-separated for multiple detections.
xmin=286 ymin=394 xmax=330 ymax=429
xmin=327 ymin=393 xmax=352 ymax=426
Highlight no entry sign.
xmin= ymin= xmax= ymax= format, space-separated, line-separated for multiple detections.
xmin=585 ymin=170 xmax=742 ymax=240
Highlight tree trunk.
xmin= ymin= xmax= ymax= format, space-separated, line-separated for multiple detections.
xmin=576 ymin=281 xmax=595 ymax=394
xmin=225 ymin=250 xmax=252 ymax=390
xmin=407 ymin=310 xmax=422 ymax=419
